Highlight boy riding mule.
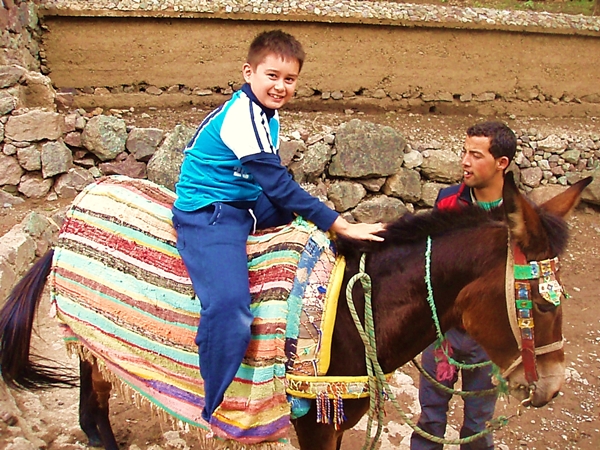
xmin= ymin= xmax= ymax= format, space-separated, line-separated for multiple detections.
xmin=0 ymin=172 xmax=591 ymax=450
xmin=171 ymin=29 xmax=384 ymax=429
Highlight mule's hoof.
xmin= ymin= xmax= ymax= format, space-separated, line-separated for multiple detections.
xmin=87 ymin=436 xmax=103 ymax=448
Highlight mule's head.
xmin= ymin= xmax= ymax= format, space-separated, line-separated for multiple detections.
xmin=463 ymin=173 xmax=592 ymax=407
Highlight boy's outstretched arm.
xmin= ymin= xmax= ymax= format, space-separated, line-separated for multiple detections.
xmin=243 ymin=154 xmax=385 ymax=241
xmin=329 ymin=216 xmax=385 ymax=242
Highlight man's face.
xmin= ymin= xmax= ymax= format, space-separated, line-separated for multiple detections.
xmin=242 ymin=53 xmax=299 ymax=110
xmin=461 ymin=135 xmax=504 ymax=189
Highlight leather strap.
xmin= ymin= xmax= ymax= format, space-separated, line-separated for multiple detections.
xmin=512 ymin=243 xmax=539 ymax=383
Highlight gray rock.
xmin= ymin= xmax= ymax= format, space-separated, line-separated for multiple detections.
xmin=126 ymin=127 xmax=164 ymax=161
xmin=147 ymin=124 xmax=196 ymax=191
xmin=3 ymin=143 xmax=17 ymax=156
xmin=329 ymin=119 xmax=405 ymax=178
xmin=5 ymin=110 xmax=63 ymax=142
xmin=403 ymin=150 xmax=424 ymax=169
xmin=289 ymin=142 xmax=332 ymax=183
xmin=420 ymin=150 xmax=462 ymax=183
xmin=41 ymin=140 xmax=73 ymax=178
xmin=16 ymin=145 xmax=41 ymax=171
xmin=0 ymin=91 xmax=17 ymax=116
xmin=351 ymin=195 xmax=408 ymax=223
xmin=295 ymin=86 xmax=314 ymax=98
xmin=0 ymin=228 xmax=36 ymax=276
xmin=18 ymin=172 xmax=53 ymax=198
xmin=520 ymin=166 xmax=544 ymax=188
xmin=0 ymin=258 xmax=17 ymax=302
xmin=382 ymin=168 xmax=422 ymax=203
xmin=537 ymin=135 xmax=567 ymax=153
xmin=0 ymin=65 xmax=26 ymax=88
xmin=562 ymin=149 xmax=581 ymax=164
xmin=54 ymin=167 xmax=95 ymax=198
xmin=327 ymin=180 xmax=367 ymax=212
xmin=0 ymin=154 xmax=24 ymax=186
xmin=0 ymin=190 xmax=24 ymax=206
xmin=358 ymin=177 xmax=386 ymax=192
xmin=99 ymin=153 xmax=147 ymax=179
xmin=571 ymin=168 xmax=600 ymax=206
xmin=421 ymin=182 xmax=448 ymax=207
xmin=474 ymin=92 xmax=495 ymax=102
xmin=279 ymin=139 xmax=306 ymax=167
xmin=528 ymin=184 xmax=568 ymax=205
xmin=19 ymin=71 xmax=56 ymax=109
xmin=81 ymin=115 xmax=128 ymax=161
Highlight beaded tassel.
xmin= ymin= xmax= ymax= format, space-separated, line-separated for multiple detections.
xmin=316 ymin=392 xmax=331 ymax=424
xmin=316 ymin=391 xmax=323 ymax=423
xmin=333 ymin=394 xmax=346 ymax=429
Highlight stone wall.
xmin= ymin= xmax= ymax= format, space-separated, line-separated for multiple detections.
xmin=0 ymin=0 xmax=43 ymax=71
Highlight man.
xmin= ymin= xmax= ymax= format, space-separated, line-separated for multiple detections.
xmin=411 ymin=121 xmax=517 ymax=450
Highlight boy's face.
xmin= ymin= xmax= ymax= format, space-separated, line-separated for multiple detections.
xmin=461 ymin=135 xmax=508 ymax=189
xmin=242 ymin=53 xmax=300 ymax=110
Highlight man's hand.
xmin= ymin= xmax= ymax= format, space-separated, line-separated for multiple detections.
xmin=330 ymin=217 xmax=385 ymax=242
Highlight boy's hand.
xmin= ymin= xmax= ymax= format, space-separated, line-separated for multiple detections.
xmin=330 ymin=217 xmax=385 ymax=242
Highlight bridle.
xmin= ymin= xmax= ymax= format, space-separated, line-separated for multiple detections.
xmin=502 ymin=239 xmax=565 ymax=384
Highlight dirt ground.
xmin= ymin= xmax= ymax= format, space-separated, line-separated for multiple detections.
xmin=1 ymin=109 xmax=599 ymax=450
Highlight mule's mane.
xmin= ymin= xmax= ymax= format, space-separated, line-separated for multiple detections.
xmin=336 ymin=201 xmax=570 ymax=257
xmin=337 ymin=205 xmax=500 ymax=255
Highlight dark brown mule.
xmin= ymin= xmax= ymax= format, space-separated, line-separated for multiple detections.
xmin=0 ymin=174 xmax=591 ymax=450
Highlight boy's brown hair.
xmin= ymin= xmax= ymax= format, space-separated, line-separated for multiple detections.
xmin=246 ymin=30 xmax=306 ymax=72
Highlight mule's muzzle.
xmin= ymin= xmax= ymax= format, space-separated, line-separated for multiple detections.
xmin=509 ymin=378 xmax=562 ymax=408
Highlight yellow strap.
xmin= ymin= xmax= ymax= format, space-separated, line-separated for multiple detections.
xmin=316 ymin=256 xmax=346 ymax=375
xmin=286 ymin=372 xmax=395 ymax=399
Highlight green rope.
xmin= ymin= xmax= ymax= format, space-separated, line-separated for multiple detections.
xmin=346 ymin=254 xmax=385 ymax=450
xmin=346 ymin=253 xmax=509 ymax=447
xmin=424 ymin=237 xmax=493 ymax=371
xmin=411 ymin=358 xmax=499 ymax=397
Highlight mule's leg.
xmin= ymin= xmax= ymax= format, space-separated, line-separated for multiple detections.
xmin=90 ymin=360 xmax=119 ymax=450
xmin=293 ymin=398 xmax=370 ymax=450
xmin=293 ymin=410 xmax=340 ymax=450
xmin=78 ymin=358 xmax=119 ymax=449
xmin=336 ymin=433 xmax=344 ymax=450
xmin=79 ymin=359 xmax=103 ymax=447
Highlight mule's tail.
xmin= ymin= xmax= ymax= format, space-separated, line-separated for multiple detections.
xmin=0 ymin=249 xmax=77 ymax=389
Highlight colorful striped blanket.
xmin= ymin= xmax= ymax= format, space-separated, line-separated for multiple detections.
xmin=49 ymin=176 xmax=338 ymax=445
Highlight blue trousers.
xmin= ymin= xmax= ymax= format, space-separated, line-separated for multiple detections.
xmin=410 ymin=328 xmax=497 ymax=450
xmin=172 ymin=194 xmax=292 ymax=422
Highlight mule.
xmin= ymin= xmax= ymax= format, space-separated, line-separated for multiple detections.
xmin=0 ymin=173 xmax=591 ymax=450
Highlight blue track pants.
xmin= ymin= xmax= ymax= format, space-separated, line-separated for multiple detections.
xmin=172 ymin=194 xmax=293 ymax=422
xmin=410 ymin=328 xmax=497 ymax=450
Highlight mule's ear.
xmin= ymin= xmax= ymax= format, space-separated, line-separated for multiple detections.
xmin=540 ymin=176 xmax=593 ymax=218
xmin=502 ymin=172 xmax=543 ymax=247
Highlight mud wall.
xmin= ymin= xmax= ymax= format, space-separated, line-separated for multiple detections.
xmin=35 ymin=4 xmax=600 ymax=117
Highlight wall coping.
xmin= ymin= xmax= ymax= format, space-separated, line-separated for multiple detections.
xmin=39 ymin=0 xmax=600 ymax=37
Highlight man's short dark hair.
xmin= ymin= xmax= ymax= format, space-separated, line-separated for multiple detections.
xmin=247 ymin=30 xmax=306 ymax=72
xmin=467 ymin=121 xmax=517 ymax=163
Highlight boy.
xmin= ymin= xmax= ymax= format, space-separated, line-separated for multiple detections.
xmin=171 ymin=30 xmax=385 ymax=423
xmin=411 ymin=121 xmax=517 ymax=450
